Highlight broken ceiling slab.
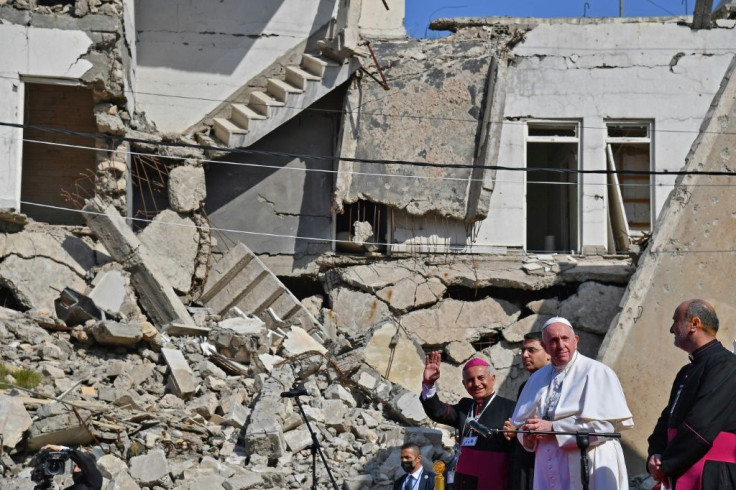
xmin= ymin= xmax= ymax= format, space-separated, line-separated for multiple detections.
xmin=82 ymin=198 xmax=195 ymax=328
xmin=0 ymin=395 xmax=32 ymax=449
xmin=200 ymin=243 xmax=327 ymax=340
xmin=335 ymin=38 xmax=495 ymax=220
xmin=137 ymin=210 xmax=199 ymax=294
xmin=0 ymin=227 xmax=97 ymax=313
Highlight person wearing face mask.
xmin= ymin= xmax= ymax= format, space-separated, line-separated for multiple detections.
xmin=393 ymin=443 xmax=435 ymax=490
xmin=420 ymin=352 xmax=516 ymax=490
xmin=511 ymin=317 xmax=634 ymax=490
xmin=39 ymin=444 xmax=102 ymax=490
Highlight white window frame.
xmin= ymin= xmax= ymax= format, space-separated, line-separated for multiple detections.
xmin=524 ymin=120 xmax=582 ymax=253
xmin=605 ymin=120 xmax=654 ymax=235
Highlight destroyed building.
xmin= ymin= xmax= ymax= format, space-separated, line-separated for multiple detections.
xmin=0 ymin=0 xmax=735 ymax=488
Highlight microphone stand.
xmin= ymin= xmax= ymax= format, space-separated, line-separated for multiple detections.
xmin=467 ymin=420 xmax=621 ymax=490
xmin=293 ymin=394 xmax=339 ymax=490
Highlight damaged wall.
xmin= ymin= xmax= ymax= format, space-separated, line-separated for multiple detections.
xmin=342 ymin=18 xmax=736 ymax=253
xmin=477 ymin=18 xmax=736 ymax=252
xmin=204 ymin=90 xmax=345 ymax=276
xmin=599 ymin=54 xmax=736 ymax=473
xmin=133 ymin=0 xmax=338 ymax=133
xmin=0 ymin=7 xmax=95 ymax=211
xmin=335 ymin=36 xmax=498 ymax=222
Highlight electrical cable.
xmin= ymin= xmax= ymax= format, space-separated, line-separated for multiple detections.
xmin=4 ymin=120 xmax=736 ymax=177
xmin=9 ymin=134 xmax=730 ymax=188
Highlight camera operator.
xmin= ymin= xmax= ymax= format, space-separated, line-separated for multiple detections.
xmin=39 ymin=445 xmax=102 ymax=490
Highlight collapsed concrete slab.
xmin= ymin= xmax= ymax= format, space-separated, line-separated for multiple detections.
xmin=363 ymin=322 xmax=424 ymax=394
xmin=83 ymin=198 xmax=195 ymax=328
xmin=400 ymin=297 xmax=520 ymax=345
xmin=0 ymin=228 xmax=96 ymax=314
xmin=201 ymin=243 xmax=327 ymax=340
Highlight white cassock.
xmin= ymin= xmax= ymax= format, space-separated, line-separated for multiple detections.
xmin=511 ymin=351 xmax=634 ymax=490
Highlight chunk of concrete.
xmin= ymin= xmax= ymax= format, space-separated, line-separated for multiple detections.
xmin=129 ymin=449 xmax=169 ymax=486
xmin=168 ymin=165 xmax=206 ymax=213
xmin=89 ymin=269 xmax=127 ymax=314
xmin=161 ymin=348 xmax=197 ymax=399
xmin=444 ymin=340 xmax=477 ymax=364
xmin=138 ymin=210 xmax=199 ymax=294
xmin=224 ymin=403 xmax=249 ymax=429
xmin=97 ymin=454 xmax=128 ymax=479
xmin=559 ymin=281 xmax=625 ymax=335
xmin=90 ymin=321 xmax=143 ymax=346
xmin=526 ymin=298 xmax=560 ymax=315
xmin=363 ymin=322 xmax=423 ymax=394
xmin=393 ymin=391 xmax=427 ymax=424
xmin=82 ymin=198 xmax=195 ymax=328
xmin=107 ymin=471 xmax=141 ymax=490
xmin=284 ymin=426 xmax=312 ymax=453
xmin=281 ymin=326 xmax=327 ymax=356
xmin=0 ymin=395 xmax=32 ymax=448
xmin=502 ymin=314 xmax=552 ymax=343
xmin=244 ymin=366 xmax=294 ymax=459
xmin=324 ymin=384 xmax=357 ymax=408
xmin=328 ymin=287 xmax=391 ymax=342
xmin=401 ymin=297 xmax=520 ymax=345
xmin=375 ymin=275 xmax=446 ymax=312
xmin=222 ymin=473 xmax=265 ymax=490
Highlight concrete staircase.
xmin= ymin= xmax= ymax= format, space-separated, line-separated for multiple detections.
xmin=212 ymin=53 xmax=359 ymax=148
xmin=200 ymin=243 xmax=328 ymax=342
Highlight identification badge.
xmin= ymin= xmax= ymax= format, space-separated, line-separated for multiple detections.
xmin=461 ymin=436 xmax=478 ymax=447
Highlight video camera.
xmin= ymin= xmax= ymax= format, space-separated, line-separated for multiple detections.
xmin=30 ymin=449 xmax=71 ymax=488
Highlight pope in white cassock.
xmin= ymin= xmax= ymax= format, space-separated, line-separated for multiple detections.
xmin=511 ymin=317 xmax=634 ymax=490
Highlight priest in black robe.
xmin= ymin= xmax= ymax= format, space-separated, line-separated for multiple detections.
xmin=647 ymin=299 xmax=736 ymax=489
xmin=420 ymin=351 xmax=515 ymax=490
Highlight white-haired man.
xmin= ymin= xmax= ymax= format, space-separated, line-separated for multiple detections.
xmin=511 ymin=317 xmax=634 ymax=490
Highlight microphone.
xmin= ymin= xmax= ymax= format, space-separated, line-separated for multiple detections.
xmin=280 ymin=385 xmax=315 ymax=398
xmin=467 ymin=419 xmax=496 ymax=438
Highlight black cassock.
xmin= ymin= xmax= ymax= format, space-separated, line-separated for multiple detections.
xmin=647 ymin=340 xmax=736 ymax=489
xmin=421 ymin=393 xmax=515 ymax=490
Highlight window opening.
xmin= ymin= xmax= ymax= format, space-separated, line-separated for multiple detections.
xmin=526 ymin=122 xmax=579 ymax=253
xmin=335 ymin=200 xmax=388 ymax=254
xmin=606 ymin=121 xmax=652 ymax=252
xmin=21 ymin=83 xmax=96 ymax=225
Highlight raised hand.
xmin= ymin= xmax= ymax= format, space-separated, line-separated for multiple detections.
xmin=423 ymin=351 xmax=442 ymax=386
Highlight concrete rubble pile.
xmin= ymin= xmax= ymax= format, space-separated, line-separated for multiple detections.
xmin=0 ymin=204 xmax=638 ymax=489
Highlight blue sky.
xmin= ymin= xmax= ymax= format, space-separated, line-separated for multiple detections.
xmin=405 ymin=0 xmax=712 ymax=38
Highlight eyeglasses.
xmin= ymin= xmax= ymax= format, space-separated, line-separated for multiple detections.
xmin=521 ymin=347 xmax=543 ymax=354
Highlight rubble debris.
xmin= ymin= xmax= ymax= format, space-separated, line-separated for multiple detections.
xmin=89 ymin=320 xmax=143 ymax=347
xmin=168 ymin=165 xmax=206 ymax=213
xmin=88 ymin=269 xmax=127 ymax=315
xmin=83 ymin=198 xmax=196 ymax=328
xmin=161 ymin=348 xmax=197 ymax=399
xmin=54 ymin=287 xmax=105 ymax=326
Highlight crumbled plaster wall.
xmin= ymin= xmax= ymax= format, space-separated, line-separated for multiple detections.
xmin=335 ymin=29 xmax=517 ymax=221
xmin=599 ymin=54 xmax=736 ymax=473
xmin=343 ymin=18 xmax=736 ymax=253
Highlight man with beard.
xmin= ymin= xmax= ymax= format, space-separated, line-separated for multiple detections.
xmin=647 ymin=299 xmax=736 ymax=489
xmin=393 ymin=443 xmax=435 ymax=490
xmin=420 ymin=352 xmax=515 ymax=489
